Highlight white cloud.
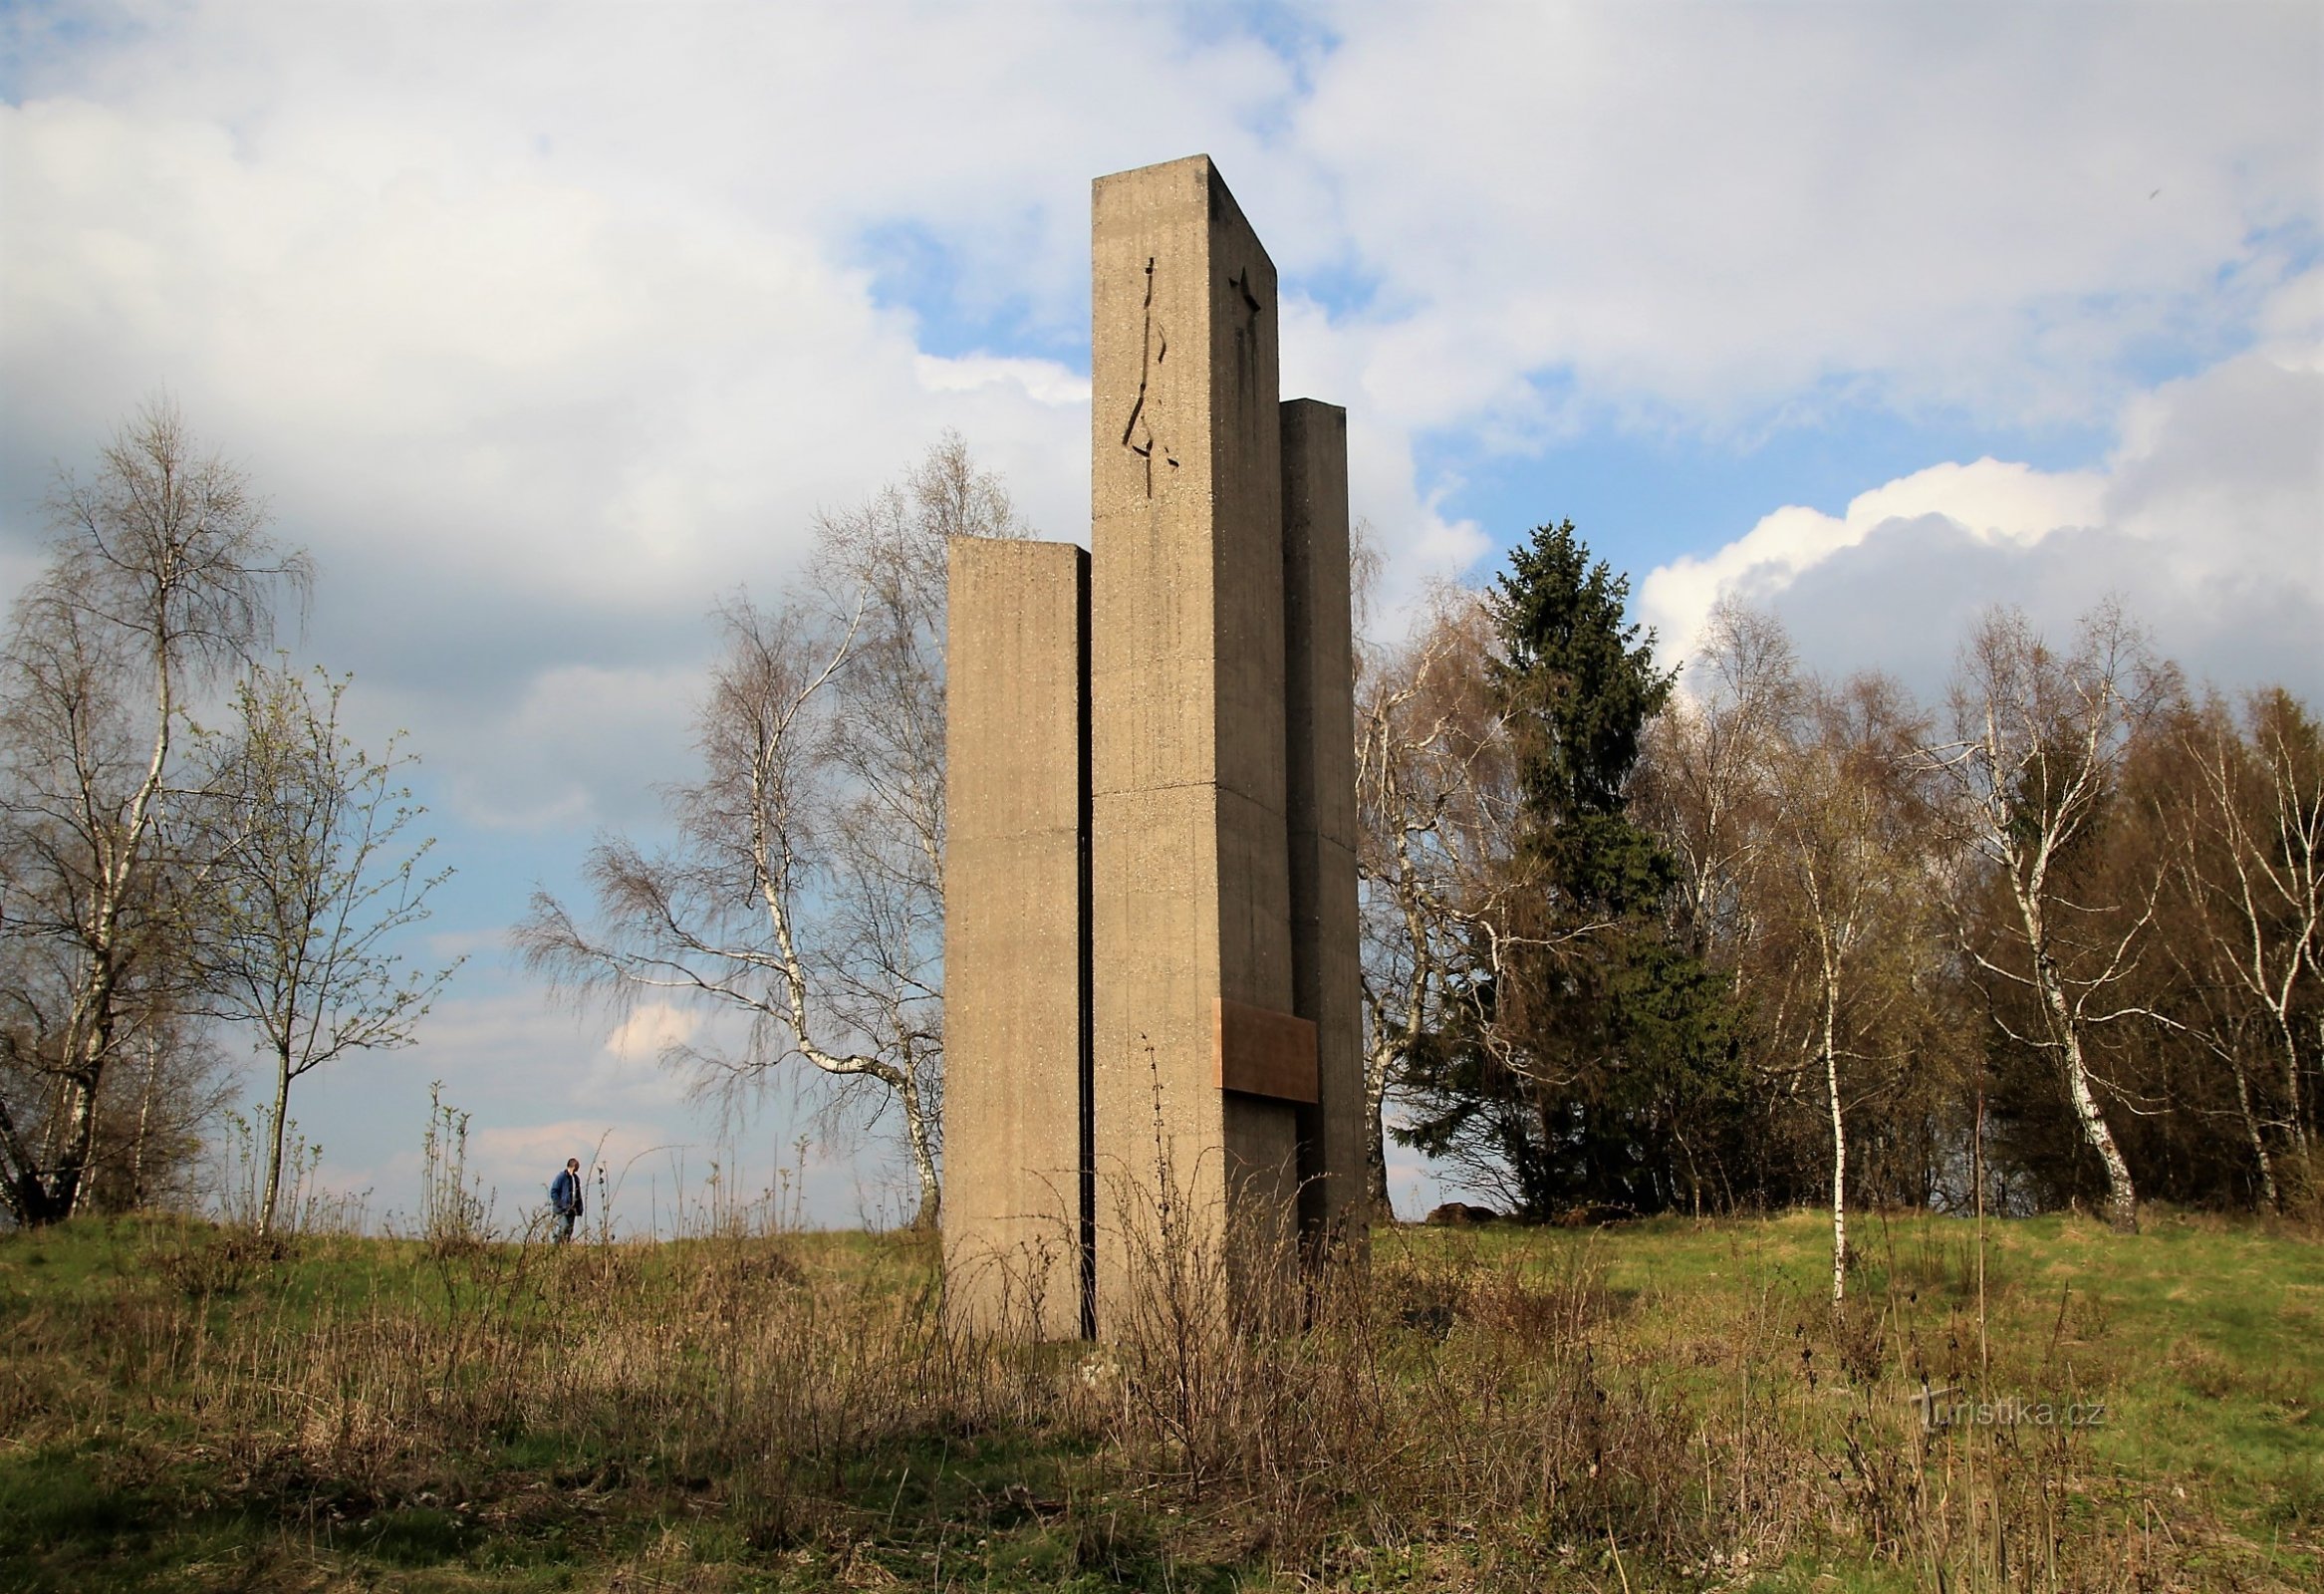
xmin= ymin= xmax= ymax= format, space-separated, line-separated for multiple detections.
xmin=603 ymin=1002 xmax=699 ymax=1063
xmin=5 ymin=7 xmax=2309 ymax=672
xmin=1291 ymin=2 xmax=2317 ymax=430
xmin=915 ymin=354 xmax=1090 ymax=408
xmin=1644 ymin=346 xmax=2324 ymax=699
xmin=1643 ymin=458 xmax=2109 ymax=666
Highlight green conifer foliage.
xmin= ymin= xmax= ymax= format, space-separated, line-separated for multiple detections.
xmin=1399 ymin=522 xmax=1744 ymax=1217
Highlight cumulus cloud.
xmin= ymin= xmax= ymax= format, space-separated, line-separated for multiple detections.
xmin=1645 ymin=457 xmax=2107 ymax=653
xmin=413 ymin=659 xmax=713 ymax=832
xmin=1291 ymin=3 xmax=2318 ymax=432
xmin=603 ymin=1002 xmax=701 ymax=1064
xmin=6 ymin=7 xmax=2311 ymax=762
xmin=915 ymin=354 xmax=1090 ymax=409
xmin=1643 ymin=346 xmax=2324 ymax=699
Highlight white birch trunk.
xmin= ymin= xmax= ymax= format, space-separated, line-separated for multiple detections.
xmin=258 ymin=1053 xmax=294 ymax=1237
xmin=1822 ymin=949 xmax=1847 ymax=1304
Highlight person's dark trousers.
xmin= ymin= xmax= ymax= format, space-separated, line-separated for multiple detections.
xmin=555 ymin=1210 xmax=577 ymax=1243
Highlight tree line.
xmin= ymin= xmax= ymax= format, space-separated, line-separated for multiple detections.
xmin=0 ymin=403 xmax=454 ymax=1231
xmin=530 ymin=440 xmax=2316 ymax=1259
xmin=1360 ymin=521 xmax=2319 ymax=1286
xmin=11 ymin=415 xmax=2311 ymax=1256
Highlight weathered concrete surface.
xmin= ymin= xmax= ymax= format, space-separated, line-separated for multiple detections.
xmin=1280 ymin=398 xmax=1366 ymax=1244
xmin=942 ymin=536 xmax=1090 ymax=1339
xmin=1090 ymin=155 xmax=1301 ymax=1323
xmin=941 ymin=157 xmax=1367 ymax=1339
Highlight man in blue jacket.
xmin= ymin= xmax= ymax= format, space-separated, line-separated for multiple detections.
xmin=550 ymin=1157 xmax=584 ymax=1243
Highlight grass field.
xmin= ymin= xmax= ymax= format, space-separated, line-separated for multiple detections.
xmin=1 ymin=1205 xmax=2316 ymax=1591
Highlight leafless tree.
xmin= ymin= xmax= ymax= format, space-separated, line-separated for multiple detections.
xmin=190 ymin=664 xmax=459 ymax=1236
xmin=1637 ymin=598 xmax=1800 ymax=981
xmin=1354 ymin=587 xmax=1513 ymax=1214
xmin=519 ymin=436 xmax=1023 ymax=1228
xmin=0 ymin=399 xmax=309 ymax=1224
xmin=806 ymin=433 xmax=1026 ymax=1174
xmin=1762 ymin=672 xmax=1934 ymax=1300
xmin=1644 ymin=605 xmax=1943 ymax=1294
xmin=75 ymin=1001 xmax=235 ymax=1213
xmin=1926 ymin=603 xmax=2174 ymax=1233
xmin=2159 ymin=689 xmax=2322 ymax=1208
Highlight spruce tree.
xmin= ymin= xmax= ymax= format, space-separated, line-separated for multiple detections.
xmin=1399 ymin=522 xmax=1742 ymax=1216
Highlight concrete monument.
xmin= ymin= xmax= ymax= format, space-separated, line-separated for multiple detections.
xmin=943 ymin=155 xmax=1361 ymax=1337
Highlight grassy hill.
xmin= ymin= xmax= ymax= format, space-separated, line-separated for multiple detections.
xmin=2 ymin=1207 xmax=2316 ymax=1591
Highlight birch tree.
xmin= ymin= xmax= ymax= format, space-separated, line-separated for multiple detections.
xmin=518 ymin=436 xmax=1023 ymax=1229
xmin=193 ymin=664 xmax=458 ymax=1236
xmin=806 ymin=433 xmax=1025 ymax=1174
xmin=0 ymin=400 xmax=308 ymax=1224
xmin=1354 ymin=589 xmax=1512 ymax=1214
xmin=2160 ymin=689 xmax=2322 ymax=1208
xmin=1637 ymin=598 xmax=1799 ymax=974
xmin=1763 ymin=673 xmax=1932 ymax=1300
xmin=1928 ymin=604 xmax=2172 ymax=1233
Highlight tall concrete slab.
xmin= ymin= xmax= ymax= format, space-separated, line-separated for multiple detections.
xmin=942 ymin=537 xmax=1090 ymax=1338
xmin=941 ymin=155 xmax=1367 ymax=1340
xmin=1090 ymin=155 xmax=1306 ymax=1321
xmin=1280 ymin=399 xmax=1365 ymax=1243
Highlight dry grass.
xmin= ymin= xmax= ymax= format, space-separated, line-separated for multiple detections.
xmin=0 ymin=1203 xmax=2316 ymax=1591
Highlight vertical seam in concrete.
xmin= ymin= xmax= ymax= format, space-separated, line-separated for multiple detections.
xmin=1076 ymin=548 xmax=1098 ymax=1341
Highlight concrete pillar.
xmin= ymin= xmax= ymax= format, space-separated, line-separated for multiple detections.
xmin=1280 ymin=398 xmax=1366 ymax=1244
xmin=941 ymin=536 xmax=1091 ymax=1339
xmin=1089 ymin=155 xmax=1307 ymax=1327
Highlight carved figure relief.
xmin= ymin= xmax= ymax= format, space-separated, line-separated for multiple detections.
xmin=1121 ymin=257 xmax=1179 ymax=499
xmin=1228 ymin=263 xmax=1263 ymax=401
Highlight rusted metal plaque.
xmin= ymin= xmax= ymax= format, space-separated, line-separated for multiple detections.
xmin=1213 ymin=997 xmax=1320 ymax=1104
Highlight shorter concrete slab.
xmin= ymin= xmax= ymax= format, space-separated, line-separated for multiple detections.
xmin=942 ymin=536 xmax=1090 ymax=1339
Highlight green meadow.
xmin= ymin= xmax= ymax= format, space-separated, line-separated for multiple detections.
xmin=2 ymin=1209 xmax=2315 ymax=1591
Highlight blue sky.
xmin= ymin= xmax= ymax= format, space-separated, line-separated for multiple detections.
xmin=2 ymin=1 xmax=2318 ymax=1227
